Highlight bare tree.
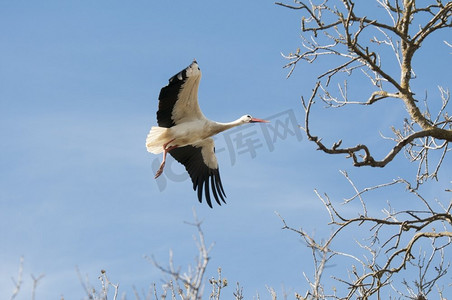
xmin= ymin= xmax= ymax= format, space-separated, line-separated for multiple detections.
xmin=146 ymin=210 xmax=213 ymax=300
xmin=275 ymin=0 xmax=452 ymax=298
xmin=277 ymin=0 xmax=451 ymax=186
xmin=67 ymin=210 xmax=258 ymax=300
xmin=277 ymin=174 xmax=451 ymax=299
xmin=146 ymin=209 xmax=250 ymax=300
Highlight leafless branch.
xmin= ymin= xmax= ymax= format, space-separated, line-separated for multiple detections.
xmin=232 ymin=282 xmax=244 ymax=300
xmin=146 ymin=209 xmax=214 ymax=300
xmin=277 ymin=173 xmax=451 ymax=298
xmin=209 ymin=268 xmax=228 ymax=300
xmin=10 ymin=256 xmax=24 ymax=300
xmin=31 ymin=273 xmax=45 ymax=300
xmin=98 ymin=270 xmax=120 ymax=300
xmin=280 ymin=0 xmax=452 ymax=186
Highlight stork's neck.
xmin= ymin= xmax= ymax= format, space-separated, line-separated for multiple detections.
xmin=210 ymin=118 xmax=244 ymax=135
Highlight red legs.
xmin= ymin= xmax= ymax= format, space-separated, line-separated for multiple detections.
xmin=154 ymin=139 xmax=178 ymax=179
xmin=154 ymin=145 xmax=178 ymax=178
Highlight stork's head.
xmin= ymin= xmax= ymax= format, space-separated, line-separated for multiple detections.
xmin=240 ymin=115 xmax=270 ymax=124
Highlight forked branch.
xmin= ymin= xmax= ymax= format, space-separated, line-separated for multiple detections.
xmin=281 ymin=0 xmax=452 ymax=184
xmin=277 ymin=174 xmax=451 ymax=299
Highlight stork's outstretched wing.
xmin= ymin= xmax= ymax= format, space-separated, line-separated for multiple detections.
xmin=157 ymin=60 xmax=205 ymax=128
xmin=169 ymin=138 xmax=226 ymax=208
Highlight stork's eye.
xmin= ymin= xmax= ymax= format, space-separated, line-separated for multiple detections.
xmin=246 ymin=115 xmax=251 ymax=118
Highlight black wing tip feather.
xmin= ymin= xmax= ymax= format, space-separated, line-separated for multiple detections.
xmin=193 ymin=169 xmax=226 ymax=209
xmin=169 ymin=146 xmax=226 ymax=208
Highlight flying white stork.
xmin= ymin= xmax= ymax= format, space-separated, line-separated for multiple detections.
xmin=146 ymin=60 xmax=269 ymax=207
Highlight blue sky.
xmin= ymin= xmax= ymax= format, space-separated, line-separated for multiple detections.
xmin=1 ymin=1 xmax=451 ymax=299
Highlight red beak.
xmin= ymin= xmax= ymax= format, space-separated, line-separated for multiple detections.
xmin=250 ymin=117 xmax=270 ymax=123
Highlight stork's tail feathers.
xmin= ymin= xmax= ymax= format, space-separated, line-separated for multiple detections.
xmin=146 ymin=126 xmax=169 ymax=154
